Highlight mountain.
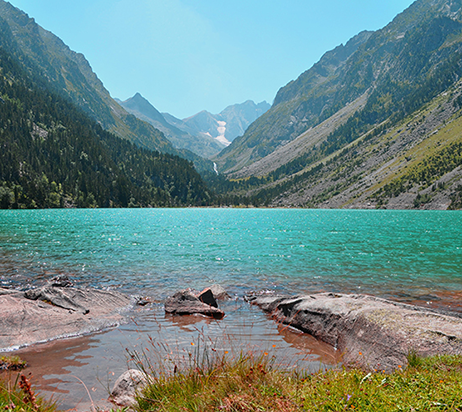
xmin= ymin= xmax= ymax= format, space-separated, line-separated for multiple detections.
xmin=0 ymin=45 xmax=213 ymax=208
xmin=0 ymin=0 xmax=214 ymax=173
xmin=163 ymin=100 xmax=271 ymax=146
xmin=117 ymin=93 xmax=226 ymax=158
xmin=208 ymin=0 xmax=462 ymax=209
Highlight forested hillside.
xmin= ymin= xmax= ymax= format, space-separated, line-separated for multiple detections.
xmin=0 ymin=47 xmax=212 ymax=209
xmin=0 ymin=0 xmax=214 ymax=174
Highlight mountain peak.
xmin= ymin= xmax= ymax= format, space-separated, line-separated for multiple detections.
xmin=121 ymin=92 xmax=166 ymax=124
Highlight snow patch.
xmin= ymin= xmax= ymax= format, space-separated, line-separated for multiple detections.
xmin=215 ymin=120 xmax=231 ymax=146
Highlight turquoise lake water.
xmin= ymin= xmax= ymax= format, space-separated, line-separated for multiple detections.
xmin=1 ymin=208 xmax=461 ymax=301
xmin=1 ymin=208 xmax=461 ymax=409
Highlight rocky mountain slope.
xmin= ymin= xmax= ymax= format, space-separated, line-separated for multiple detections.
xmin=0 ymin=1 xmax=173 ymax=152
xmin=117 ymin=93 xmax=225 ymax=158
xmin=164 ymin=100 xmax=270 ymax=146
xmin=209 ymin=0 xmax=462 ymax=209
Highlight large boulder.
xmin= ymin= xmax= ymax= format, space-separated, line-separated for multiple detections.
xmin=0 ymin=278 xmax=131 ymax=351
xmin=110 ymin=369 xmax=148 ymax=407
xmin=165 ymin=289 xmax=225 ymax=319
xmin=248 ymin=292 xmax=462 ymax=372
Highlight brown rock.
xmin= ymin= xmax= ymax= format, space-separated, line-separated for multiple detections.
xmin=196 ymin=288 xmax=218 ymax=308
xmin=165 ymin=289 xmax=225 ymax=319
xmin=248 ymin=292 xmax=462 ymax=372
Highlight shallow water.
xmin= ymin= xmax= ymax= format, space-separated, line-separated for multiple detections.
xmin=1 ymin=208 xmax=461 ymax=409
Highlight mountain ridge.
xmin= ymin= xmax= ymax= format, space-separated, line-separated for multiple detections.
xmin=205 ymin=0 xmax=462 ymax=210
xmin=118 ymin=92 xmax=270 ymax=158
xmin=117 ymin=93 xmax=226 ymax=159
xmin=166 ymin=99 xmax=271 ymax=144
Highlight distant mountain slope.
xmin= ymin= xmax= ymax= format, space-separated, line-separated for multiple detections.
xmin=214 ymin=31 xmax=372 ymax=172
xmin=163 ymin=100 xmax=271 ymax=146
xmin=117 ymin=93 xmax=225 ymax=158
xmin=206 ymin=0 xmax=462 ymax=209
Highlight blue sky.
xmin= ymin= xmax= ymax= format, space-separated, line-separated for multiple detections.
xmin=8 ymin=0 xmax=415 ymax=119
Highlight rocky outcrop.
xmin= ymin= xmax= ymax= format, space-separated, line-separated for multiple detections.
xmin=165 ymin=288 xmax=225 ymax=319
xmin=110 ymin=369 xmax=148 ymax=407
xmin=248 ymin=292 xmax=462 ymax=372
xmin=0 ymin=277 xmax=131 ymax=351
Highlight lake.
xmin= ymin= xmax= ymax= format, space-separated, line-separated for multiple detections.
xmin=1 ymin=208 xmax=461 ymax=409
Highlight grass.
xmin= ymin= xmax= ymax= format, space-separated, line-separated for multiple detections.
xmin=0 ymin=373 xmax=57 ymax=412
xmin=2 ymin=349 xmax=462 ymax=411
xmin=132 ymin=346 xmax=462 ymax=412
xmin=0 ymin=356 xmax=27 ymax=371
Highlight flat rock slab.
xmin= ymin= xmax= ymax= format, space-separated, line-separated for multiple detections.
xmin=0 ymin=285 xmax=131 ymax=351
xmin=248 ymin=292 xmax=462 ymax=371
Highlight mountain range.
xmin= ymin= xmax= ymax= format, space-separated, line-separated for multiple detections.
xmin=1 ymin=0 xmax=462 ymax=210
xmin=118 ymin=93 xmax=270 ymax=159
xmin=0 ymin=0 xmax=215 ymax=172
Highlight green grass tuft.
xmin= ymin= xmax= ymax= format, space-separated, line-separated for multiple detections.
xmin=132 ymin=346 xmax=462 ymax=412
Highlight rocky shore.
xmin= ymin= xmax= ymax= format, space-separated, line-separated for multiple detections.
xmin=0 ymin=276 xmax=131 ymax=351
xmin=247 ymin=292 xmax=462 ymax=372
xmin=3 ymin=279 xmax=462 ymax=377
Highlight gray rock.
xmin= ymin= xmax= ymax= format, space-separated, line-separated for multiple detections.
xmin=165 ymin=289 xmax=225 ymax=319
xmin=49 ymin=274 xmax=74 ymax=287
xmin=0 ymin=288 xmax=22 ymax=297
xmin=110 ymin=369 xmax=148 ymax=407
xmin=210 ymin=284 xmax=231 ymax=300
xmin=0 ymin=283 xmax=131 ymax=351
xmin=248 ymin=292 xmax=462 ymax=372
xmin=24 ymin=286 xmax=90 ymax=315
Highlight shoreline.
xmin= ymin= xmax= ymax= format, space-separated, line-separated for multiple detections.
xmin=2 ymin=279 xmax=462 ymax=354
xmin=3 ymin=285 xmax=462 ymax=411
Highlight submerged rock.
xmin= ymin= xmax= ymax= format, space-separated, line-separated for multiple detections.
xmin=110 ymin=369 xmax=148 ymax=407
xmin=248 ymin=292 xmax=462 ymax=372
xmin=0 ymin=278 xmax=131 ymax=351
xmin=165 ymin=289 xmax=225 ymax=319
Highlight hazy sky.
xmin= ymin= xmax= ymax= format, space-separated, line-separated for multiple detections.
xmin=8 ymin=0 xmax=415 ymax=119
